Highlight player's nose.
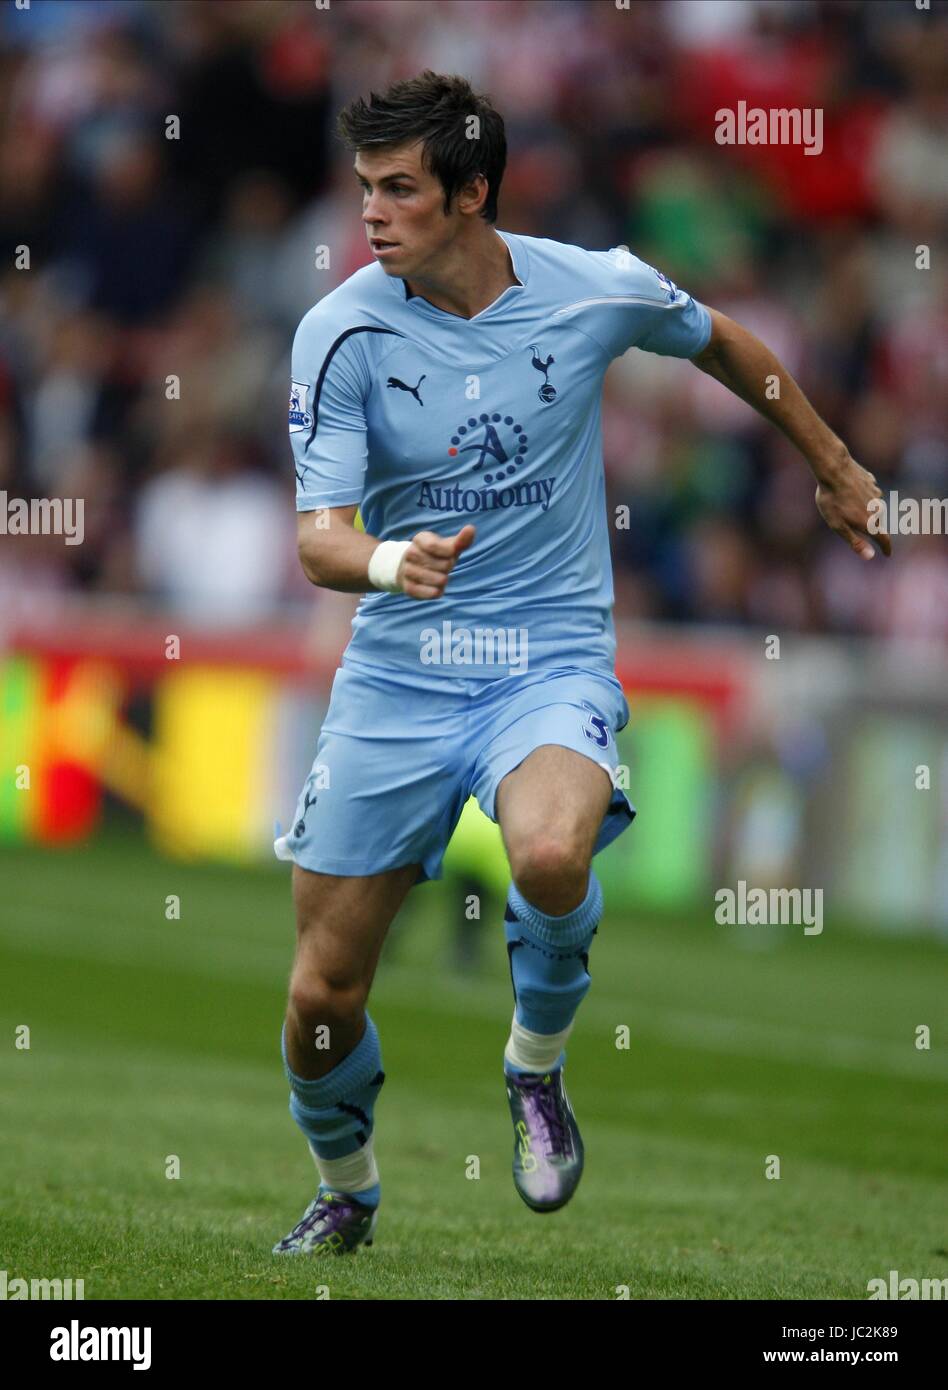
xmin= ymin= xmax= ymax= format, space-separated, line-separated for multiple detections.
xmin=361 ymin=195 xmax=387 ymax=228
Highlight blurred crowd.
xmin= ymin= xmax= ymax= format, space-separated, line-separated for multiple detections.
xmin=0 ymin=0 xmax=946 ymax=639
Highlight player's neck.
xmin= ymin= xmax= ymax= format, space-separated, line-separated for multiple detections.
xmin=403 ymin=230 xmax=519 ymax=320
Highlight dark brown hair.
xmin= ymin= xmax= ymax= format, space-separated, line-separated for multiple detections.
xmin=337 ymin=70 xmax=506 ymax=223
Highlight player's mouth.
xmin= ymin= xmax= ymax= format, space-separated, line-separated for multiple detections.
xmin=369 ymin=238 xmax=400 ymax=257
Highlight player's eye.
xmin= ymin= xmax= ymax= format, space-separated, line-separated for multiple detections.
xmin=358 ymin=180 xmax=411 ymax=199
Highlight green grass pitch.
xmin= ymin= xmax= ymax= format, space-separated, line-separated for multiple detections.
xmin=1 ymin=832 xmax=945 ymax=1300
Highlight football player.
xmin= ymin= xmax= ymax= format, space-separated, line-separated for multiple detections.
xmin=272 ymin=71 xmax=889 ymax=1255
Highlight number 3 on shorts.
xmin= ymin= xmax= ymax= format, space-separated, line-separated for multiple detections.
xmin=581 ymin=703 xmax=610 ymax=749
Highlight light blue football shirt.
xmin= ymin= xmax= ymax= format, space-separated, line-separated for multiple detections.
xmin=289 ymin=231 xmax=711 ymax=680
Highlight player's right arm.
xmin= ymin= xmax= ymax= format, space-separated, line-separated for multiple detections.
xmin=289 ymin=303 xmax=473 ymax=599
xmin=296 ymin=506 xmax=475 ymax=599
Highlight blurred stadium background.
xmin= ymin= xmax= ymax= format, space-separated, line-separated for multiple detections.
xmin=1 ymin=0 xmax=946 ymax=1300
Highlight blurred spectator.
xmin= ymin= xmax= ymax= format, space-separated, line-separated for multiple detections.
xmin=134 ymin=430 xmax=293 ymax=625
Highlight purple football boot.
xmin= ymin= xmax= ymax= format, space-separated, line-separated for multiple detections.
xmin=272 ymin=1186 xmax=378 ymax=1256
xmin=505 ymin=1064 xmax=585 ymax=1212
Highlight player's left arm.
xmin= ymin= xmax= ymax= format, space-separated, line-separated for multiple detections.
xmin=690 ymin=307 xmax=891 ymax=561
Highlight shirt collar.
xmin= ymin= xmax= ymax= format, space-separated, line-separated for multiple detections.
xmin=399 ymin=229 xmax=526 ymax=319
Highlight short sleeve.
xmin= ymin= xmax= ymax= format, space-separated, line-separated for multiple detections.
xmin=290 ymin=309 xmax=369 ymax=511
xmin=585 ymin=250 xmax=712 ymax=361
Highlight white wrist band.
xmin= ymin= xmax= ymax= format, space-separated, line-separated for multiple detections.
xmin=368 ymin=539 xmax=410 ymax=592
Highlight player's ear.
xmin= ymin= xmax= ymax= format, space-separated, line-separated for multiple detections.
xmin=457 ymin=172 xmax=488 ymax=217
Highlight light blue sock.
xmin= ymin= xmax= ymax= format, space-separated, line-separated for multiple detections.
xmin=503 ymin=873 xmax=603 ymax=1062
xmin=281 ymin=1015 xmax=385 ymax=1208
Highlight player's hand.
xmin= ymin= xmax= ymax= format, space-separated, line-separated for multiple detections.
xmin=398 ymin=524 xmax=475 ymax=599
xmin=814 ymin=454 xmax=891 ymax=561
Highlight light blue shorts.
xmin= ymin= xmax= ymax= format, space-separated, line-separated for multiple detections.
xmin=276 ymin=657 xmax=635 ymax=883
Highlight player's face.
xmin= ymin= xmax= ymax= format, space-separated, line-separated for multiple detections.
xmin=355 ymin=141 xmax=468 ymax=277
